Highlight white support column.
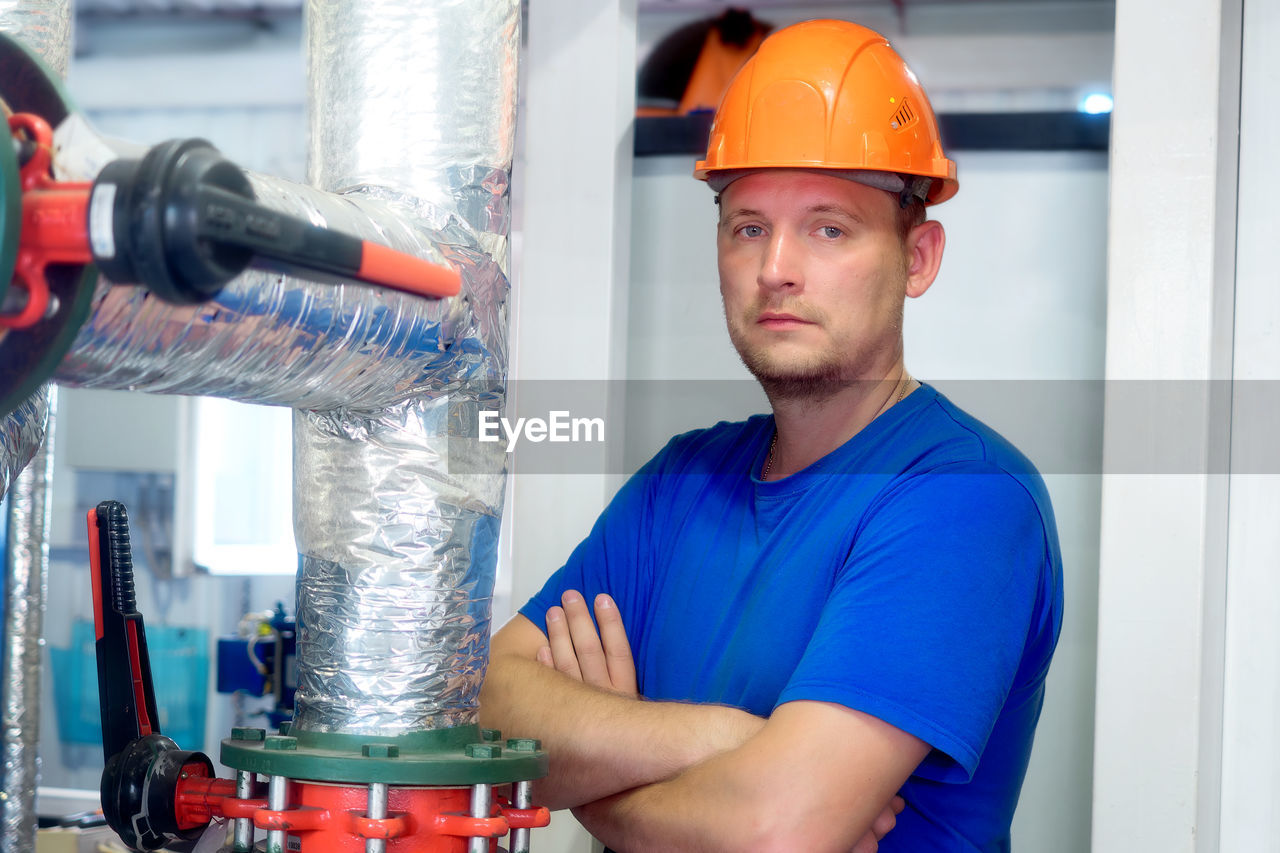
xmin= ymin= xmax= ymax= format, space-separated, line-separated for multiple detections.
xmin=1091 ymin=0 xmax=1241 ymax=850
xmin=509 ymin=1 xmax=636 ymax=605
xmin=507 ymin=4 xmax=636 ymax=849
xmin=1219 ymin=0 xmax=1280 ymax=847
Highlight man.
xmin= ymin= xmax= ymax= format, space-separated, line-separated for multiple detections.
xmin=481 ymin=18 xmax=1063 ymax=851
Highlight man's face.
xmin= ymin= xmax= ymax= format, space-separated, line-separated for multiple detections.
xmin=717 ymin=170 xmax=915 ymax=399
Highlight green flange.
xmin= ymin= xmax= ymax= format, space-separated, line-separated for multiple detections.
xmin=221 ymin=723 xmax=548 ymax=786
xmin=0 ymin=31 xmax=79 ymax=305
xmin=0 ymin=32 xmax=99 ymax=419
xmin=0 ymin=263 xmax=98 ymax=416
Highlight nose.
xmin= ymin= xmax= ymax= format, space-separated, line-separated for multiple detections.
xmin=758 ymin=232 xmax=802 ymax=293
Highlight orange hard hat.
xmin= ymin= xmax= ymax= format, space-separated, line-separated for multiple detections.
xmin=693 ymin=19 xmax=958 ymax=205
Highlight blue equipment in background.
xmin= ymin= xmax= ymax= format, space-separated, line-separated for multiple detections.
xmin=215 ymin=601 xmax=296 ymax=728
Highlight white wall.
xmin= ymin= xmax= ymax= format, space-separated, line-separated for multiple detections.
xmin=1219 ymin=0 xmax=1280 ymax=847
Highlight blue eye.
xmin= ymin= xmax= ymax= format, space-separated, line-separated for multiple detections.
xmin=819 ymin=226 xmax=844 ymax=239
xmin=738 ymin=224 xmax=764 ymax=238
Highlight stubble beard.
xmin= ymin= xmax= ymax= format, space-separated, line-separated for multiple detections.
xmin=726 ymin=302 xmax=904 ymax=404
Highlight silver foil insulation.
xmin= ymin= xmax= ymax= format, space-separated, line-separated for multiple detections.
xmin=0 ymin=395 xmax=54 ymax=853
xmin=292 ymin=399 xmax=508 ymax=732
xmin=1 ymin=3 xmax=68 ymax=849
xmin=0 ymin=0 xmax=70 ymax=539
xmin=291 ymin=0 xmax=517 ymax=735
xmin=305 ymin=0 xmax=518 ymax=273
xmin=0 ymin=0 xmax=70 ymax=78
xmin=51 ymin=0 xmax=517 ymax=734
xmin=0 ymin=391 xmax=48 ymax=502
xmin=54 ymin=178 xmax=501 ymax=412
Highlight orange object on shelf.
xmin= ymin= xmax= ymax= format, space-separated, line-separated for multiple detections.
xmin=636 ymin=10 xmax=770 ymax=118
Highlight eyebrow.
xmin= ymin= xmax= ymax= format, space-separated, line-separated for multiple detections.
xmin=719 ymin=203 xmax=867 ymax=225
xmin=807 ymin=203 xmax=866 ymax=223
xmin=720 ymin=207 xmax=762 ymax=223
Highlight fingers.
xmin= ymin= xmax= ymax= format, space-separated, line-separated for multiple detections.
xmin=852 ymin=795 xmax=903 ymax=852
xmin=543 ymin=590 xmax=638 ymax=695
xmin=594 ymin=594 xmax=637 ymax=696
xmin=560 ymin=590 xmax=613 ymax=687
xmin=870 ymin=796 xmax=901 ymax=840
xmin=544 ymin=606 xmax=582 ymax=680
xmin=850 ymin=831 xmax=879 ymax=853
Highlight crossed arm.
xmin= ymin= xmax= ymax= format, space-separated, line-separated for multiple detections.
xmin=479 ymin=590 xmax=928 ymax=852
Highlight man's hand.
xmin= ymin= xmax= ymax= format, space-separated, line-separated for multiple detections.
xmin=481 ymin=609 xmax=765 ymax=808
xmin=852 ymin=795 xmax=905 ymax=853
xmin=537 ymin=590 xmax=636 ymax=696
xmin=539 ymin=590 xmax=907 ymax=851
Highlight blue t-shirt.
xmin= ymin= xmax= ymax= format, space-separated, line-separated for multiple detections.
xmin=520 ymin=384 xmax=1063 ymax=851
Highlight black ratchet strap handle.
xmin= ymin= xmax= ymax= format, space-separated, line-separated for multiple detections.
xmin=88 ymin=500 xmax=212 ymax=853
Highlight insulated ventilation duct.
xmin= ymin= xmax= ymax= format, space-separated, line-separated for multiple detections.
xmin=0 ymin=0 xmax=517 ymax=845
xmin=0 ymin=1 xmax=70 ymax=849
xmin=46 ymin=0 xmax=518 ymax=736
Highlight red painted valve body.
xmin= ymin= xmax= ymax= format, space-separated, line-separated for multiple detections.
xmin=176 ymin=775 xmax=549 ymax=852
xmin=4 ymin=112 xmax=91 ymax=329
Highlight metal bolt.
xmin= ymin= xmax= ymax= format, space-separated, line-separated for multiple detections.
xmin=469 ymin=783 xmax=493 ymax=853
xmin=233 ymin=769 xmax=254 ymax=852
xmin=365 ymin=782 xmax=388 ymax=853
xmin=506 ymin=738 xmax=541 ymax=752
xmin=278 ymin=721 xmax=293 ymax=735
xmin=511 ymin=779 xmax=533 ymax=853
xmin=264 ymin=735 xmax=298 ymax=751
xmin=481 ymin=728 xmax=502 ymax=742
xmin=266 ymin=775 xmax=289 ymax=853
xmin=361 ymin=743 xmax=400 ymax=758
xmin=465 ymin=743 xmax=502 ymax=759
xmin=232 ymin=727 xmax=266 ymax=742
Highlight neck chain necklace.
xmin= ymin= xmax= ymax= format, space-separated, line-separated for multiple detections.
xmin=761 ymin=372 xmax=912 ymax=482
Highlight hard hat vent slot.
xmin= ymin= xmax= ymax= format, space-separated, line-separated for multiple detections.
xmin=889 ymin=98 xmax=918 ymax=132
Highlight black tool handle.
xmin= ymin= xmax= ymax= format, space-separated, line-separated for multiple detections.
xmin=192 ymin=182 xmax=364 ymax=280
xmin=89 ymin=500 xmax=162 ymax=762
xmin=87 ymin=137 xmax=459 ymax=304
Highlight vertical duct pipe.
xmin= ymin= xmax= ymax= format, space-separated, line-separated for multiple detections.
xmin=292 ymin=0 xmax=518 ymax=735
xmin=0 ymin=394 xmax=48 ymax=503
xmin=0 ymin=392 xmax=54 ymax=853
xmin=0 ymin=4 xmax=70 ymax=851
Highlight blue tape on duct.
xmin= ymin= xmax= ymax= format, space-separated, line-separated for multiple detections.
xmin=50 ymin=620 xmax=209 ymax=751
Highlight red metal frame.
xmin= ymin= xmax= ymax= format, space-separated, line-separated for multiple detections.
xmin=173 ymin=775 xmax=549 ymax=852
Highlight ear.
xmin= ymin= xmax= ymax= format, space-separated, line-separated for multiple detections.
xmin=904 ymin=220 xmax=945 ymax=299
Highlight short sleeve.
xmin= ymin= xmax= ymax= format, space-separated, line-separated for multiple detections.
xmin=776 ymin=465 xmax=1048 ymax=782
